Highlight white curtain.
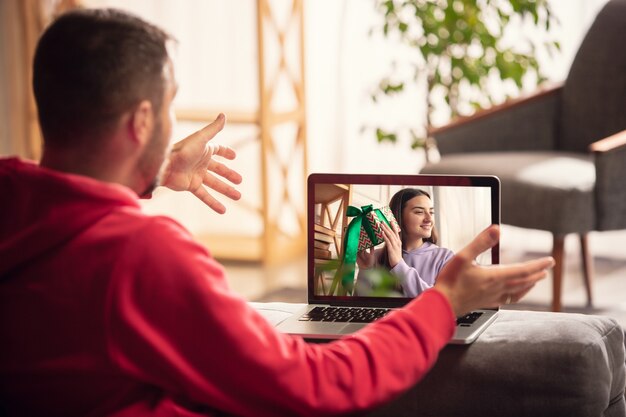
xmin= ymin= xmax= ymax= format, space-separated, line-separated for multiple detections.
xmin=435 ymin=186 xmax=492 ymax=265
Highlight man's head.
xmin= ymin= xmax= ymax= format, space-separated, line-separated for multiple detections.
xmin=34 ymin=8 xmax=177 ymax=195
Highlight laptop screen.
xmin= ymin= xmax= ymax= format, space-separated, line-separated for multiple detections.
xmin=308 ymin=174 xmax=500 ymax=306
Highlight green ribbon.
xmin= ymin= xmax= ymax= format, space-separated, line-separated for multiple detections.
xmin=329 ymin=204 xmax=392 ymax=296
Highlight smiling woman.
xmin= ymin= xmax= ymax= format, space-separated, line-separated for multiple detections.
xmin=393 ymin=189 xmax=438 ymax=251
xmin=357 ymin=188 xmax=455 ymax=297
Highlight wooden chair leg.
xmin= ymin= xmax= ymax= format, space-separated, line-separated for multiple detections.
xmin=579 ymin=233 xmax=594 ymax=307
xmin=552 ymin=235 xmax=565 ymax=312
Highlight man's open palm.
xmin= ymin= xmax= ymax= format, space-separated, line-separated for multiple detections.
xmin=161 ymin=114 xmax=242 ymax=214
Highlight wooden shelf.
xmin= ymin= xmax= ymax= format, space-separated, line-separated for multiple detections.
xmin=177 ymin=0 xmax=307 ymax=265
xmin=314 ymin=183 xmax=350 ymax=205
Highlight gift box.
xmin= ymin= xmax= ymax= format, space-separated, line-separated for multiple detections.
xmin=329 ymin=204 xmax=399 ymax=295
xmin=355 ymin=205 xmax=399 ymax=251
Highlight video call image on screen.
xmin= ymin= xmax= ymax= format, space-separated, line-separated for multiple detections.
xmin=312 ymin=183 xmax=494 ymax=298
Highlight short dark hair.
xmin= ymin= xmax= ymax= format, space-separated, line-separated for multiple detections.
xmin=33 ymin=8 xmax=173 ymax=148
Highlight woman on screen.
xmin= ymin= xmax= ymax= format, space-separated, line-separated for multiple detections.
xmin=357 ymin=188 xmax=454 ymax=297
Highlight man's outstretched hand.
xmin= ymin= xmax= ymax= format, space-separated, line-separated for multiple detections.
xmin=161 ymin=114 xmax=242 ymax=214
xmin=434 ymin=225 xmax=555 ymax=317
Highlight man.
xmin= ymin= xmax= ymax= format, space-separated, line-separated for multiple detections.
xmin=0 ymin=8 xmax=554 ymax=417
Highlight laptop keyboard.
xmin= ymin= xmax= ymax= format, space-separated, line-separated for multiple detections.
xmin=299 ymin=306 xmax=393 ymax=323
xmin=456 ymin=311 xmax=483 ymax=325
xmin=298 ymin=307 xmax=483 ymax=326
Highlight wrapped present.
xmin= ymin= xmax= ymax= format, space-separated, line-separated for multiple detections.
xmin=356 ymin=205 xmax=399 ymax=251
xmin=329 ymin=204 xmax=399 ymax=295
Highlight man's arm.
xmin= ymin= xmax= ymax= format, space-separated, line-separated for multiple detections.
xmin=104 ymin=216 xmax=455 ymax=416
xmin=104 ymin=220 xmax=552 ymax=416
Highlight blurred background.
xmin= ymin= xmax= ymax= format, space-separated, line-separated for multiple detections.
xmin=1 ymin=0 xmax=624 ymax=321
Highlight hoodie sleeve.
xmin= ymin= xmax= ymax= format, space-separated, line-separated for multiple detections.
xmin=389 ymin=259 xmax=432 ymax=297
xmin=104 ymin=216 xmax=455 ymax=417
xmin=391 ymin=247 xmax=456 ymax=298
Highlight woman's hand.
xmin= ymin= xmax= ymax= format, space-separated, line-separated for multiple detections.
xmin=356 ymin=247 xmax=376 ymax=269
xmin=160 ymin=114 xmax=242 ymax=214
xmin=381 ymin=221 xmax=402 ymax=268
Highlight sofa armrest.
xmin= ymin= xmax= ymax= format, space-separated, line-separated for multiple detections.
xmin=429 ymin=83 xmax=563 ymax=155
xmin=590 ymin=129 xmax=626 ymax=153
xmin=591 ymin=129 xmax=626 ymax=231
xmin=365 ymin=310 xmax=626 ymax=417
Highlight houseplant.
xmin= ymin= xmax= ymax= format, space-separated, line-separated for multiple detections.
xmin=370 ymin=0 xmax=560 ymax=149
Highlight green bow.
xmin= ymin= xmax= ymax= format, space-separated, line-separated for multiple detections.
xmin=329 ymin=205 xmax=392 ymax=296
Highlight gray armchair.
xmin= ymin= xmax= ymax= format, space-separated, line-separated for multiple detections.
xmin=421 ymin=0 xmax=626 ymax=311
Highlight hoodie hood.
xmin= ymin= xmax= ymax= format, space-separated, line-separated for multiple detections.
xmin=0 ymin=158 xmax=140 ymax=277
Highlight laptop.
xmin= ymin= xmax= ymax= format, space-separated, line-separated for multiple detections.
xmin=275 ymin=173 xmax=500 ymax=344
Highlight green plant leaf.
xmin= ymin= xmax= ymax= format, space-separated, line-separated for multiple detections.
xmin=410 ymin=129 xmax=426 ymax=149
xmin=370 ymin=0 xmax=559 ymax=145
xmin=376 ymin=128 xmax=397 ymax=143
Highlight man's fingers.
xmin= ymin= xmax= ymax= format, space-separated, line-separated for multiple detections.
xmin=495 ymin=256 xmax=555 ymax=281
xmin=203 ymin=172 xmax=242 ymax=201
xmin=510 ymin=284 xmax=537 ymax=303
xmin=208 ymin=143 xmax=237 ymax=161
xmin=192 ymin=186 xmax=226 ymax=215
xmin=207 ymin=159 xmax=242 ymax=185
xmin=504 ymin=268 xmax=549 ymax=291
xmin=497 ymin=257 xmax=554 ymax=304
xmin=197 ymin=113 xmax=226 ymax=142
xmin=456 ymin=224 xmax=500 ymax=262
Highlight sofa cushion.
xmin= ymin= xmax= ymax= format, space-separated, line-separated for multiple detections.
xmin=421 ymin=151 xmax=596 ymax=234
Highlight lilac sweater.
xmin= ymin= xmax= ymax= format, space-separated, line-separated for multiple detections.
xmin=390 ymin=242 xmax=454 ymax=297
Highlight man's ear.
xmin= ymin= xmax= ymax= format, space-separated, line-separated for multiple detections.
xmin=129 ymin=100 xmax=154 ymax=147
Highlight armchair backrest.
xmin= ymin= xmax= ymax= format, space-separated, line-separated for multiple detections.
xmin=559 ymin=0 xmax=626 ymax=152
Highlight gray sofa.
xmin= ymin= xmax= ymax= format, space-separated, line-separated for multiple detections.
xmin=251 ymin=303 xmax=626 ymax=417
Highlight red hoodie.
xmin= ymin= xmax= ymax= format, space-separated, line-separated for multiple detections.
xmin=0 ymin=158 xmax=455 ymax=417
